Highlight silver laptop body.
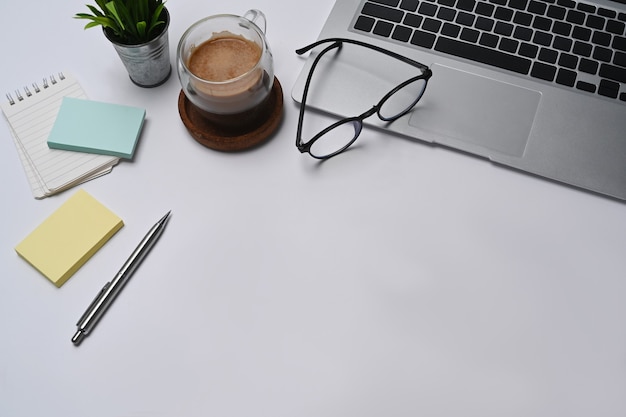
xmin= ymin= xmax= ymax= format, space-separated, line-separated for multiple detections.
xmin=292 ymin=0 xmax=626 ymax=200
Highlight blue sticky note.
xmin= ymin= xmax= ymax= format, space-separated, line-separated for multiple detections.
xmin=47 ymin=97 xmax=146 ymax=159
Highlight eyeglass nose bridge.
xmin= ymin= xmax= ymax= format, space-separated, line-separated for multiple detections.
xmin=358 ymin=106 xmax=379 ymax=120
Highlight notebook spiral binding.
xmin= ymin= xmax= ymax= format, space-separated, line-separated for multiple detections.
xmin=5 ymin=72 xmax=66 ymax=106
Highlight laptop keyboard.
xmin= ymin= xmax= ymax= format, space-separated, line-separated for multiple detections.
xmin=353 ymin=0 xmax=626 ymax=102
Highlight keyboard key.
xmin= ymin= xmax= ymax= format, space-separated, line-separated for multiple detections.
xmin=495 ymin=6 xmax=514 ymax=21
xmin=598 ymin=79 xmax=620 ymax=98
xmin=354 ymin=16 xmax=376 ymax=32
xmin=495 ymin=21 xmax=514 ymax=36
xmin=599 ymin=63 xmax=626 ymax=83
xmin=531 ymin=62 xmax=557 ymax=81
xmin=547 ymin=5 xmax=567 ymax=19
xmin=374 ymin=20 xmax=395 ymax=36
xmin=566 ymin=10 xmax=585 ymax=25
xmin=514 ymin=11 xmax=533 ymax=26
xmin=559 ymin=53 xmax=579 ymax=68
xmin=579 ymin=58 xmax=599 ymax=74
xmin=404 ymin=13 xmax=423 ymax=28
xmin=442 ymin=22 xmax=462 ymax=37
xmin=363 ymin=3 xmax=405 ymax=22
xmin=371 ymin=0 xmax=401 ymax=6
xmin=534 ymin=31 xmax=553 ymax=46
xmin=553 ymin=36 xmax=573 ymax=51
xmin=392 ymin=25 xmax=413 ymax=41
xmin=434 ymin=37 xmax=532 ymax=74
xmin=400 ymin=0 xmax=420 ymax=12
xmin=592 ymin=31 xmax=612 ymax=46
xmin=586 ymin=15 xmax=606 ymax=30
xmin=593 ymin=46 xmax=613 ymax=62
xmin=578 ymin=3 xmax=596 ymax=14
xmin=411 ymin=29 xmax=437 ymax=48
xmin=614 ymin=36 xmax=626 ymax=51
xmin=598 ymin=8 xmax=616 ymax=19
xmin=514 ymin=26 xmax=534 ymax=41
xmin=615 ymin=51 xmax=626 ymax=68
xmin=461 ymin=27 xmax=480 ymax=42
xmin=419 ymin=2 xmax=438 ymax=16
xmin=480 ymin=32 xmax=500 ymax=47
xmin=528 ymin=1 xmax=547 ymax=15
xmin=556 ymin=68 xmax=577 ymax=86
xmin=457 ymin=0 xmax=476 ymax=12
xmin=606 ymin=20 xmax=625 ymax=35
xmin=557 ymin=0 xmax=576 ymax=9
xmin=576 ymin=81 xmax=596 ymax=93
xmin=572 ymin=26 xmax=591 ymax=41
xmin=533 ymin=16 xmax=553 ymax=31
xmin=509 ymin=0 xmax=528 ymax=10
xmin=573 ymin=41 xmax=593 ymax=56
xmin=552 ymin=21 xmax=572 ymax=36
xmin=539 ymin=47 xmax=558 ymax=63
xmin=438 ymin=6 xmax=457 ymax=21
xmin=500 ymin=38 xmax=520 ymax=53
xmin=456 ymin=11 xmax=475 ymax=26
xmin=476 ymin=16 xmax=496 ymax=31
xmin=519 ymin=42 xmax=539 ymax=58
xmin=423 ymin=18 xmax=443 ymax=32
xmin=476 ymin=2 xmax=495 ymax=16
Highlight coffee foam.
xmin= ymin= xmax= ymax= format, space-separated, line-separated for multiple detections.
xmin=189 ymin=33 xmax=261 ymax=80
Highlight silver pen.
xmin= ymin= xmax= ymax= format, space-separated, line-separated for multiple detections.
xmin=71 ymin=211 xmax=172 ymax=346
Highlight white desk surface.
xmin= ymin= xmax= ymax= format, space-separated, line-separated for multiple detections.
xmin=1 ymin=1 xmax=625 ymax=416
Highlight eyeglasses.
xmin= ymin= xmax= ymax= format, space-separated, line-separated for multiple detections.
xmin=295 ymin=38 xmax=432 ymax=160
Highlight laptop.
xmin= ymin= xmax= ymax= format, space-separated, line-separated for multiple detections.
xmin=291 ymin=0 xmax=626 ymax=200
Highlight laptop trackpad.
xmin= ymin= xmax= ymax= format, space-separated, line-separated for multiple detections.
xmin=409 ymin=64 xmax=541 ymax=158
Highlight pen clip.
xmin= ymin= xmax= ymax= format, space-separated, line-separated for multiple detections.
xmin=76 ymin=282 xmax=111 ymax=326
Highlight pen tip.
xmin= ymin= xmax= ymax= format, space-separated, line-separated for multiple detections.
xmin=158 ymin=211 xmax=172 ymax=227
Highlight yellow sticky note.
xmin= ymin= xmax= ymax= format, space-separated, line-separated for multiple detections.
xmin=15 ymin=189 xmax=124 ymax=287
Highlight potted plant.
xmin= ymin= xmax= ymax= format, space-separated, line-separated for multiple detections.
xmin=75 ymin=0 xmax=172 ymax=87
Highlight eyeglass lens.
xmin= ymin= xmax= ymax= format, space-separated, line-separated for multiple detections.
xmin=378 ymin=78 xmax=428 ymax=121
xmin=308 ymin=119 xmax=363 ymax=159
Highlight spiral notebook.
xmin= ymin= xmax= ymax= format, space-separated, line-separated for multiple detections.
xmin=1 ymin=72 xmax=119 ymax=199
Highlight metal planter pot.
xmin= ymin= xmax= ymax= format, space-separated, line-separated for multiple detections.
xmin=104 ymin=8 xmax=172 ymax=88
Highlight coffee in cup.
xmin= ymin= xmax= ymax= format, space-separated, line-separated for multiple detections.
xmin=177 ymin=11 xmax=275 ymax=134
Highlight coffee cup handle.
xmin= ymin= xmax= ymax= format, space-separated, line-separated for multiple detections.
xmin=243 ymin=9 xmax=267 ymax=34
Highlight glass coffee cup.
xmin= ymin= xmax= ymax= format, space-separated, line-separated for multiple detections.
xmin=177 ymin=10 xmax=275 ymax=134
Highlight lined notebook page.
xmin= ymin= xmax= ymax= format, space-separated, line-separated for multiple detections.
xmin=1 ymin=73 xmax=118 ymax=199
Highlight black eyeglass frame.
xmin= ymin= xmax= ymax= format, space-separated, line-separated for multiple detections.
xmin=295 ymin=38 xmax=432 ymax=159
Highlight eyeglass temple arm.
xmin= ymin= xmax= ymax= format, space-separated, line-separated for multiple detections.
xmin=296 ymin=40 xmax=344 ymax=149
xmin=296 ymin=39 xmax=341 ymax=55
xmin=296 ymin=37 xmax=430 ymax=72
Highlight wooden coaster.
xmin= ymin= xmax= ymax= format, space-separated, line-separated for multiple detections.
xmin=178 ymin=77 xmax=283 ymax=152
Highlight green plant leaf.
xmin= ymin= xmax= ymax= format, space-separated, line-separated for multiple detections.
xmin=86 ymin=5 xmax=105 ymax=17
xmin=84 ymin=19 xmax=112 ymax=30
xmin=137 ymin=0 xmax=148 ymax=25
xmin=104 ymin=1 xmax=124 ymax=30
xmin=95 ymin=0 xmax=108 ymax=11
xmin=76 ymin=0 xmax=166 ymax=44
xmin=136 ymin=21 xmax=147 ymax=40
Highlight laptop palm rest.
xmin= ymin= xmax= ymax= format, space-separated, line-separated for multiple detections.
xmin=409 ymin=64 xmax=541 ymax=158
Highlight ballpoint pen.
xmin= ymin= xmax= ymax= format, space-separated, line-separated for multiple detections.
xmin=71 ymin=211 xmax=172 ymax=346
